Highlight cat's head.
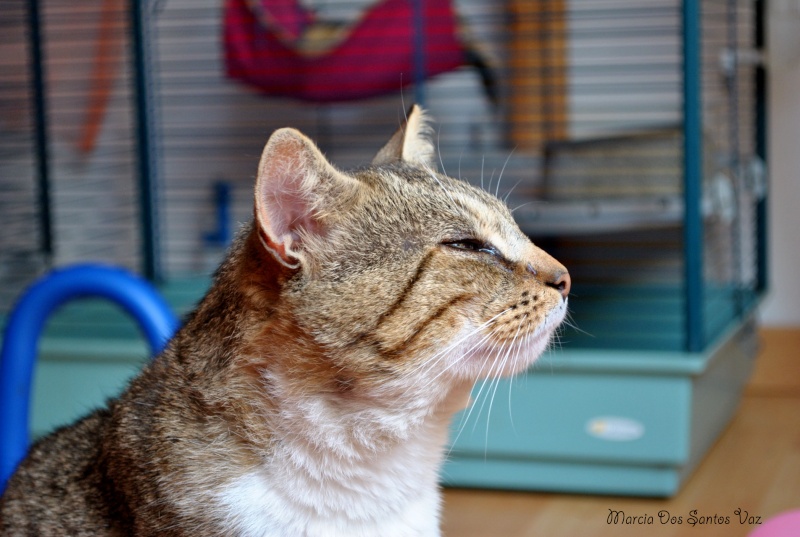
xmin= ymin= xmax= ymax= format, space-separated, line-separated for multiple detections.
xmin=250 ymin=106 xmax=569 ymax=397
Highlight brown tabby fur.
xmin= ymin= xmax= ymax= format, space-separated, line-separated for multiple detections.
xmin=0 ymin=106 xmax=569 ymax=536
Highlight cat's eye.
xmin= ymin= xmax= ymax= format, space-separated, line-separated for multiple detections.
xmin=442 ymin=239 xmax=500 ymax=257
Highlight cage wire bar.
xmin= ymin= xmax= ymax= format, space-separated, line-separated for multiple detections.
xmin=27 ymin=0 xmax=53 ymax=261
xmin=754 ymin=0 xmax=767 ymax=294
xmin=0 ymin=1 xmax=47 ymax=314
xmin=683 ymin=0 xmax=703 ymax=352
xmin=130 ymin=0 xmax=163 ymax=282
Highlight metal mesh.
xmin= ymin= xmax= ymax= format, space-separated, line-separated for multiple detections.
xmin=0 ymin=0 xmax=143 ymax=317
xmin=700 ymin=0 xmax=762 ymax=345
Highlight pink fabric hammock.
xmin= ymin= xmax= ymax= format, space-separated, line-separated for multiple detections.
xmin=223 ymin=0 xmax=467 ymax=102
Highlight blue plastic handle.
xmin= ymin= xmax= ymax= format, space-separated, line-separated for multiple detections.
xmin=0 ymin=264 xmax=179 ymax=492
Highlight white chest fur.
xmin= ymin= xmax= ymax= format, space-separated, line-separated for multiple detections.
xmin=217 ymin=463 xmax=441 ymax=537
xmin=213 ymin=387 xmax=467 ymax=537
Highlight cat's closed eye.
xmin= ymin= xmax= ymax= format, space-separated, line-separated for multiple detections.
xmin=441 ymin=239 xmax=500 ymax=258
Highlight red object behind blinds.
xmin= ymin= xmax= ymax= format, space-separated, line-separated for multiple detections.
xmin=223 ymin=0 xmax=466 ymax=102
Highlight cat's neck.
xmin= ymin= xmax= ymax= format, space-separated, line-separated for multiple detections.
xmin=262 ymin=365 xmax=473 ymax=456
xmin=215 ymin=371 xmax=471 ymax=537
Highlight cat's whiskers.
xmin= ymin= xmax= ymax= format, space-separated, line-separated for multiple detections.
xmin=494 ymin=149 xmax=515 ymax=199
xmin=510 ymin=200 xmax=534 ymax=214
xmin=503 ymin=178 xmax=525 ymax=206
xmin=487 ymin=168 xmax=497 ymax=199
xmin=457 ymin=148 xmax=465 ymax=184
xmin=506 ymin=332 xmax=525 ymax=435
xmin=397 ymin=327 xmax=496 ymax=404
xmin=447 ymin=342 xmax=497 ymax=456
xmin=562 ymin=311 xmax=591 ymax=338
xmin=479 ymin=347 xmax=508 ymax=450
xmin=436 ymin=129 xmax=448 ymax=178
xmin=480 ymin=321 xmax=524 ymax=450
xmin=389 ymin=349 xmax=475 ymax=410
xmin=392 ymin=319 xmax=512 ymax=416
xmin=400 ymin=307 xmax=509 ymax=379
xmin=462 ymin=338 xmax=505 ymax=437
xmin=480 ymin=155 xmax=486 ymax=191
xmin=553 ymin=324 xmax=565 ymax=352
xmin=399 ymin=307 xmax=513 ymax=392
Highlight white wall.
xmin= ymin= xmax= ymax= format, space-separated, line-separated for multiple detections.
xmin=759 ymin=1 xmax=800 ymax=327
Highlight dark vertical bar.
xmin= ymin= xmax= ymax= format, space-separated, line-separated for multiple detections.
xmin=129 ymin=0 xmax=161 ymax=281
xmin=726 ymin=0 xmax=745 ymax=316
xmin=683 ymin=0 xmax=704 ymax=352
xmin=754 ymin=0 xmax=768 ymax=294
xmin=411 ymin=0 xmax=426 ymax=105
xmin=27 ymin=0 xmax=53 ymax=260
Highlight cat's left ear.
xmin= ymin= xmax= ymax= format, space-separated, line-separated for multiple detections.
xmin=372 ymin=104 xmax=436 ymax=168
xmin=254 ymin=128 xmax=357 ymax=269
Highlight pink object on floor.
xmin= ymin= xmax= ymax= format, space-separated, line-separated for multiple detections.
xmin=748 ymin=509 xmax=800 ymax=537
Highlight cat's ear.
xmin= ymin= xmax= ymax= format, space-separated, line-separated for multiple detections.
xmin=254 ymin=128 xmax=355 ymax=269
xmin=372 ymin=104 xmax=435 ymax=168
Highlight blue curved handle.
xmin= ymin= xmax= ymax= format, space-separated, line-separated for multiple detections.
xmin=0 ymin=264 xmax=179 ymax=491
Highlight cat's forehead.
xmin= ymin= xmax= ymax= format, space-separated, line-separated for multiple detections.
xmin=363 ymin=164 xmax=503 ymax=208
xmin=360 ymin=164 xmax=522 ymax=240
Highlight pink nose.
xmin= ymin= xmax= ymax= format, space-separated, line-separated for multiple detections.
xmin=550 ymin=270 xmax=571 ymax=300
xmin=526 ymin=262 xmax=571 ymax=300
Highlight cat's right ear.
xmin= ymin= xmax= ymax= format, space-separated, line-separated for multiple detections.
xmin=254 ymin=128 xmax=355 ymax=270
xmin=372 ymin=104 xmax=435 ymax=168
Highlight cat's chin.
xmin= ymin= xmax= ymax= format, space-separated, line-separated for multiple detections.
xmin=488 ymin=327 xmax=554 ymax=378
xmin=454 ymin=301 xmax=567 ymax=381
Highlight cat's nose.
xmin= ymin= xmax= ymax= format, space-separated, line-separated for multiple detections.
xmin=550 ymin=270 xmax=571 ymax=300
xmin=526 ymin=262 xmax=571 ymax=300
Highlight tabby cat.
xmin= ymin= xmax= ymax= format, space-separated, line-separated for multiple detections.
xmin=0 ymin=106 xmax=569 ymax=536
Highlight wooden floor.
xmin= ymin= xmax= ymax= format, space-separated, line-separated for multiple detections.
xmin=441 ymin=329 xmax=800 ymax=537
